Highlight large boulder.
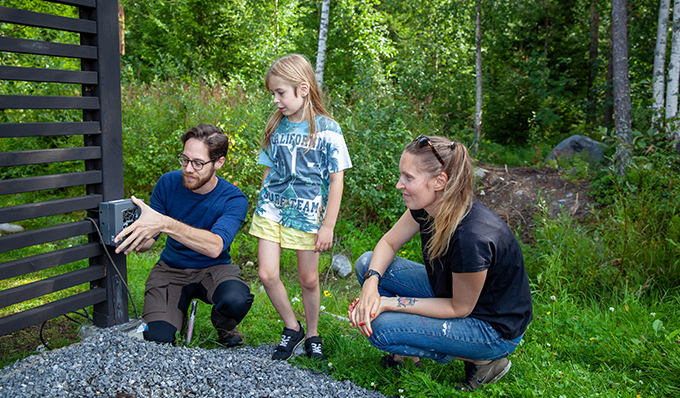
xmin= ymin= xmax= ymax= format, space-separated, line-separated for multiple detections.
xmin=545 ymin=134 xmax=607 ymax=164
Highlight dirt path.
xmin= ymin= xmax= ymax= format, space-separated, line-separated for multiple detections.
xmin=475 ymin=164 xmax=594 ymax=244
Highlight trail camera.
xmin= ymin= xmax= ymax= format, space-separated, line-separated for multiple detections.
xmin=98 ymin=199 xmax=141 ymax=246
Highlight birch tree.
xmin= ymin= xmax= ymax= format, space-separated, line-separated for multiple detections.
xmin=653 ymin=0 xmax=670 ymax=126
xmin=473 ymin=0 xmax=482 ymax=155
xmin=315 ymin=0 xmax=331 ymax=91
xmin=587 ymin=0 xmax=599 ymax=126
xmin=665 ymin=0 xmax=680 ymax=121
xmin=612 ymin=0 xmax=633 ymax=175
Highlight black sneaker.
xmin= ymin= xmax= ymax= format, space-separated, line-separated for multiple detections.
xmin=304 ymin=336 xmax=326 ymax=361
xmin=454 ymin=358 xmax=511 ymax=392
xmin=217 ymin=327 xmax=243 ymax=347
xmin=272 ymin=321 xmax=305 ymax=360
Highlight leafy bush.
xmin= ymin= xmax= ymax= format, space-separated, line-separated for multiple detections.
xmin=529 ymin=129 xmax=680 ymax=296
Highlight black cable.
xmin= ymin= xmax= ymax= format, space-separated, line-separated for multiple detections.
xmin=71 ymin=308 xmax=94 ymax=323
xmin=39 ymin=320 xmax=52 ymax=351
xmin=63 ymin=313 xmax=83 ymax=325
xmin=85 ymin=216 xmax=140 ymax=319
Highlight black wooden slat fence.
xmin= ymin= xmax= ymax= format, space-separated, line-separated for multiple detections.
xmin=0 ymin=289 xmax=108 ymax=335
xmin=0 ymin=195 xmax=103 ymax=224
xmin=0 ymin=265 xmax=106 ymax=308
xmin=0 ymin=6 xmax=97 ymax=33
xmin=0 ymin=0 xmax=128 ymax=337
xmin=0 ymin=221 xmax=96 ymax=253
xmin=0 ymin=36 xmax=98 ymax=58
xmin=0 ymin=147 xmax=102 ymax=167
xmin=0 ymin=122 xmax=100 ymax=137
xmin=0 ymin=65 xmax=99 ymax=84
xmin=0 ymin=95 xmax=100 ymax=109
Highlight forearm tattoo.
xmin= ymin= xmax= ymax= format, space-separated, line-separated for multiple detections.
xmin=397 ymin=297 xmax=418 ymax=308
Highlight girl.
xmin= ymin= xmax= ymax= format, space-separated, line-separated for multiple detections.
xmin=250 ymin=54 xmax=352 ymax=361
xmin=348 ymin=136 xmax=532 ymax=392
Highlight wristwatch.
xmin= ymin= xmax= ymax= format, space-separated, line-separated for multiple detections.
xmin=363 ymin=269 xmax=381 ymax=281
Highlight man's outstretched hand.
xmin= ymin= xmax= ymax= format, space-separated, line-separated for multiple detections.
xmin=114 ymin=196 xmax=163 ymax=255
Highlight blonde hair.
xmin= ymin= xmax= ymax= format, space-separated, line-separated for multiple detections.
xmin=404 ymin=136 xmax=474 ymax=260
xmin=262 ymin=54 xmax=333 ymax=151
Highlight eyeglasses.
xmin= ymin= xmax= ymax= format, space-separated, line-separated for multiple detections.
xmin=412 ymin=135 xmax=445 ymax=166
xmin=177 ymin=154 xmax=216 ymax=171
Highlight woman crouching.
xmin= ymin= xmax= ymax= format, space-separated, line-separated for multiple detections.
xmin=348 ymin=135 xmax=533 ymax=392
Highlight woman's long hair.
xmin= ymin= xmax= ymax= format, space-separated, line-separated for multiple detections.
xmin=262 ymin=54 xmax=333 ymax=151
xmin=403 ymin=136 xmax=474 ymax=260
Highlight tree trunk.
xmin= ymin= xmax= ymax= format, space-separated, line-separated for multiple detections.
xmin=315 ymin=0 xmax=331 ymax=91
xmin=473 ymin=0 xmax=482 ymax=156
xmin=605 ymin=52 xmax=614 ymax=130
xmin=666 ymin=0 xmax=680 ymax=121
xmin=653 ymin=0 xmax=670 ymax=126
xmin=667 ymin=0 xmax=680 ymax=149
xmin=587 ymin=0 xmax=600 ymax=126
xmin=118 ymin=2 xmax=125 ymax=55
xmin=612 ymin=0 xmax=633 ymax=176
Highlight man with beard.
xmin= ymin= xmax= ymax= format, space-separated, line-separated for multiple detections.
xmin=114 ymin=124 xmax=253 ymax=346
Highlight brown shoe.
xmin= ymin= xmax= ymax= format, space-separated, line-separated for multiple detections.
xmin=455 ymin=358 xmax=511 ymax=392
xmin=217 ymin=327 xmax=243 ymax=347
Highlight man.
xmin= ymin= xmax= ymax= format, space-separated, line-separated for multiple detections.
xmin=115 ymin=124 xmax=253 ymax=346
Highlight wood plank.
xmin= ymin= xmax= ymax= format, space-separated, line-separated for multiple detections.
xmin=0 ymin=6 xmax=96 ymax=34
xmin=0 ymin=265 xmax=105 ymax=308
xmin=0 ymin=220 xmax=95 ymax=253
xmin=0 ymin=289 xmax=106 ymax=337
xmin=0 ymin=147 xmax=101 ymax=167
xmin=0 ymin=122 xmax=100 ymax=138
xmin=0 ymin=194 xmax=102 ymax=224
xmin=0 ymin=36 xmax=97 ymax=59
xmin=0 ymin=65 xmax=97 ymax=84
xmin=0 ymin=95 xmax=99 ymax=110
xmin=46 ymin=0 xmax=97 ymax=8
xmin=0 ymin=170 xmax=102 ymax=195
xmin=0 ymin=242 xmax=102 ymax=281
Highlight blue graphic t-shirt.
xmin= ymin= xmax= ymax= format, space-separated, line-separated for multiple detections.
xmin=255 ymin=115 xmax=352 ymax=233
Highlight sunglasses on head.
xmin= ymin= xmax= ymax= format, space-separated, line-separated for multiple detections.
xmin=412 ymin=135 xmax=457 ymax=166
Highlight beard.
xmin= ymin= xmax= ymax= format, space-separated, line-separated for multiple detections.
xmin=182 ymin=169 xmax=213 ymax=191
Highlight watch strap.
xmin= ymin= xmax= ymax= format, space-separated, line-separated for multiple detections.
xmin=363 ymin=269 xmax=381 ymax=281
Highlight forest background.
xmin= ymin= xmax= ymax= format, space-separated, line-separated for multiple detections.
xmin=1 ymin=0 xmax=680 ymax=397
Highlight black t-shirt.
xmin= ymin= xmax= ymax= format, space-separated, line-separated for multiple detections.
xmin=411 ymin=199 xmax=532 ymax=339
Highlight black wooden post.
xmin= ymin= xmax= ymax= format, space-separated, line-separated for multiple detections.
xmin=81 ymin=0 xmax=128 ymax=328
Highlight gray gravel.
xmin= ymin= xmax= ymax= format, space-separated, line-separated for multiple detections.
xmin=0 ymin=325 xmax=387 ymax=398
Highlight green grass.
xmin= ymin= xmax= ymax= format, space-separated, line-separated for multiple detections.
xmin=147 ymin=216 xmax=679 ymax=398
xmin=2 ymin=216 xmax=680 ymax=397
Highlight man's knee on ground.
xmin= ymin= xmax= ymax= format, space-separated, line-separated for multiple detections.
xmin=144 ymin=320 xmax=177 ymax=343
xmin=212 ymin=280 xmax=254 ymax=318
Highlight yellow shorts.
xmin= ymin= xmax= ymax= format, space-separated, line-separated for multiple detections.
xmin=249 ymin=214 xmax=316 ymax=251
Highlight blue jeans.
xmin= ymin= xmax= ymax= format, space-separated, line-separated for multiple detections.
xmin=355 ymin=251 xmax=523 ymax=363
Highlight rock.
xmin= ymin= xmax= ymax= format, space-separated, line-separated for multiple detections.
xmin=545 ymin=135 xmax=607 ymax=164
xmin=0 ymin=223 xmax=24 ymax=234
xmin=473 ymin=167 xmax=488 ymax=179
xmin=331 ymin=254 xmax=352 ymax=278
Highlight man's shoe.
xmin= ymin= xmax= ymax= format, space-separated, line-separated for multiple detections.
xmin=272 ymin=321 xmax=305 ymax=360
xmin=217 ymin=327 xmax=243 ymax=347
xmin=454 ymin=358 xmax=511 ymax=392
xmin=304 ymin=336 xmax=326 ymax=361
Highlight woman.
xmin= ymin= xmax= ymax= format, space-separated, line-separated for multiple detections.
xmin=348 ymin=136 xmax=532 ymax=392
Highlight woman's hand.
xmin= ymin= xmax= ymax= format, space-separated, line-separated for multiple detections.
xmin=348 ymin=280 xmax=383 ymax=336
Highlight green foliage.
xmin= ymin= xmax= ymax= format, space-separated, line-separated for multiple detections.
xmin=531 ymin=129 xmax=680 ymax=297
xmin=120 ymin=79 xmax=269 ymax=200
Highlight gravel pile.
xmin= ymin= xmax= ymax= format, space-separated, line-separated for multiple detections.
xmin=0 ymin=325 xmax=387 ymax=398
